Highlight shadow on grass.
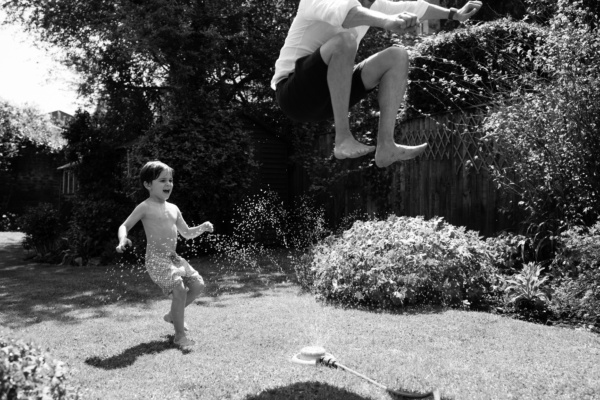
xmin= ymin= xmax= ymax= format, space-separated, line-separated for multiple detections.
xmin=84 ymin=336 xmax=190 ymax=369
xmin=241 ymin=381 xmax=445 ymax=400
xmin=243 ymin=381 xmax=369 ymax=400
xmin=0 ymin=250 xmax=296 ymax=329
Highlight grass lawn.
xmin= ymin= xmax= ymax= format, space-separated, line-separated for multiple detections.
xmin=1 ymin=232 xmax=599 ymax=400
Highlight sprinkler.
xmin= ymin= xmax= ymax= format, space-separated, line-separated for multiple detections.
xmin=292 ymin=346 xmax=440 ymax=400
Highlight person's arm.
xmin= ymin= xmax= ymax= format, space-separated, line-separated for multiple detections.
xmin=342 ymin=5 xmax=419 ymax=33
xmin=175 ymin=208 xmax=214 ymax=240
xmin=419 ymin=1 xmax=482 ymax=23
xmin=343 ymin=0 xmax=483 ymax=33
xmin=116 ymin=203 xmax=145 ymax=252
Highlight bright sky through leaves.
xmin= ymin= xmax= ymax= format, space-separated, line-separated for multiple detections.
xmin=0 ymin=11 xmax=82 ymax=115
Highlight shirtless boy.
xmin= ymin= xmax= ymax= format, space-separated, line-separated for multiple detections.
xmin=116 ymin=160 xmax=213 ymax=347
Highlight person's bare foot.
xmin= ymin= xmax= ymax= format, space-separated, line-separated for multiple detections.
xmin=333 ymin=137 xmax=375 ymax=159
xmin=164 ymin=313 xmax=189 ymax=331
xmin=375 ymin=142 xmax=428 ymax=168
xmin=173 ymin=335 xmax=195 ymax=348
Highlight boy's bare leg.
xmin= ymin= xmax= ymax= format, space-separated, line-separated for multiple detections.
xmin=185 ymin=279 xmax=204 ymax=305
xmin=164 ymin=279 xmax=204 ymax=330
xmin=321 ymin=32 xmax=376 ymax=159
xmin=171 ymin=283 xmax=194 ymax=346
xmin=361 ymin=47 xmax=427 ymax=168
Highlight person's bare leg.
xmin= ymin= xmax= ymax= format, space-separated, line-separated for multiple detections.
xmin=164 ymin=278 xmax=204 ymax=330
xmin=320 ymin=32 xmax=375 ymax=159
xmin=360 ymin=47 xmax=427 ymax=168
xmin=171 ymin=282 xmax=194 ymax=346
xmin=184 ymin=279 xmax=204 ymax=306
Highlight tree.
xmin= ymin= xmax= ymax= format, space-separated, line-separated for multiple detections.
xmin=2 ymin=0 xmax=299 ymax=252
xmin=0 ymin=99 xmax=65 ymax=171
xmin=482 ymin=2 xmax=600 ymax=250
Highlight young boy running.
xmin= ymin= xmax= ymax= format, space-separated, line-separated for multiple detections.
xmin=116 ymin=160 xmax=213 ymax=347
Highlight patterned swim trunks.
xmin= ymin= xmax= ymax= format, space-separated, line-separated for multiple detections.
xmin=145 ymin=252 xmax=204 ymax=295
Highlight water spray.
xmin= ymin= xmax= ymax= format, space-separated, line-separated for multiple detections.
xmin=292 ymin=346 xmax=440 ymax=400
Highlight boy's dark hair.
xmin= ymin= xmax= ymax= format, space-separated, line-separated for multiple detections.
xmin=140 ymin=161 xmax=174 ymax=187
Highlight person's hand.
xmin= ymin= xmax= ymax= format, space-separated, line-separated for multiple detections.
xmin=116 ymin=238 xmax=132 ymax=253
xmin=455 ymin=1 xmax=482 ymax=22
xmin=201 ymin=221 xmax=214 ymax=233
xmin=383 ymin=12 xmax=418 ymax=34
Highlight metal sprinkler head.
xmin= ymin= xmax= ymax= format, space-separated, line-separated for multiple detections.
xmin=291 ymin=346 xmax=440 ymax=400
xmin=291 ymin=346 xmax=333 ymax=366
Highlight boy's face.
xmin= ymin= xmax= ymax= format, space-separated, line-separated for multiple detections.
xmin=144 ymin=169 xmax=173 ymax=201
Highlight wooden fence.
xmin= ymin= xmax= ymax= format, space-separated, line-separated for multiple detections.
xmin=316 ymin=108 xmax=518 ymax=236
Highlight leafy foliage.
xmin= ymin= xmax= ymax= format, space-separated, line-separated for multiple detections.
xmin=0 ymin=334 xmax=81 ymax=400
xmin=126 ymin=112 xmax=259 ymax=227
xmin=503 ymin=262 xmax=550 ymax=309
xmin=485 ymin=232 xmax=535 ymax=275
xmin=304 ymin=216 xmax=499 ymax=309
xmin=404 ymin=19 xmax=547 ymax=118
xmin=481 ymin=3 xmax=600 ymax=249
xmin=549 ymin=222 xmax=600 ymax=325
xmin=3 ymin=0 xmax=296 ymax=247
xmin=64 ymin=197 xmax=131 ymax=265
xmin=0 ymin=100 xmax=65 ymax=172
xmin=18 ymin=203 xmax=64 ymax=260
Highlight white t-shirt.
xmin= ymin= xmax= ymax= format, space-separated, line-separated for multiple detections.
xmin=271 ymin=0 xmax=429 ymax=89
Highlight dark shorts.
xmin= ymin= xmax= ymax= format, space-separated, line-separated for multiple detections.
xmin=275 ymin=48 xmax=373 ymax=123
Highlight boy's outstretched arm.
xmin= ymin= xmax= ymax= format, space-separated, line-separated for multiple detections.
xmin=175 ymin=208 xmax=214 ymax=240
xmin=116 ymin=203 xmax=145 ymax=252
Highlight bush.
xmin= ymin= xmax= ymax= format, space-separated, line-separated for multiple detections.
xmin=18 ymin=203 xmax=64 ymax=261
xmin=304 ymin=215 xmax=500 ymax=309
xmin=128 ymin=113 xmax=259 ymax=230
xmin=482 ymin=3 xmax=600 ymax=246
xmin=503 ymin=262 xmax=551 ymax=309
xmin=485 ymin=232 xmax=535 ymax=275
xmin=405 ymin=19 xmax=547 ymax=118
xmin=549 ymin=222 xmax=600 ymax=326
xmin=0 ymin=334 xmax=81 ymax=399
xmin=65 ymin=197 xmax=132 ymax=265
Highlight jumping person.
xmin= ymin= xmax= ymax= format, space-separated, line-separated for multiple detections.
xmin=272 ymin=0 xmax=482 ymax=167
xmin=116 ymin=161 xmax=213 ymax=347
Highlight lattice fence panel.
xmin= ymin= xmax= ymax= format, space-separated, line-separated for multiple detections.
xmin=400 ymin=109 xmax=507 ymax=175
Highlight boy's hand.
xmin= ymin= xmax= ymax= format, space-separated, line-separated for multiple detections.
xmin=201 ymin=222 xmax=214 ymax=233
xmin=116 ymin=238 xmax=132 ymax=253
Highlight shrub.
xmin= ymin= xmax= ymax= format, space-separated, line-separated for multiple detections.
xmin=503 ymin=262 xmax=551 ymax=309
xmin=482 ymin=3 xmax=600 ymax=247
xmin=18 ymin=203 xmax=64 ymax=261
xmin=305 ymin=215 xmax=499 ymax=309
xmin=0 ymin=334 xmax=81 ymax=399
xmin=65 ymin=197 xmax=131 ymax=265
xmin=549 ymin=222 xmax=600 ymax=325
xmin=405 ymin=19 xmax=548 ymax=118
xmin=128 ymin=113 xmax=259 ymax=229
xmin=485 ymin=232 xmax=535 ymax=275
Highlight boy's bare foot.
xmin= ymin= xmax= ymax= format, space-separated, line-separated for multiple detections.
xmin=374 ymin=142 xmax=428 ymax=168
xmin=173 ymin=335 xmax=195 ymax=347
xmin=333 ymin=137 xmax=375 ymax=159
xmin=164 ymin=313 xmax=189 ymax=331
